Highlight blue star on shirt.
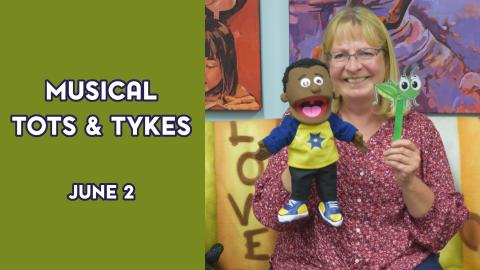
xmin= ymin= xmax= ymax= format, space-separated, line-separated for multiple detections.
xmin=308 ymin=133 xmax=323 ymax=149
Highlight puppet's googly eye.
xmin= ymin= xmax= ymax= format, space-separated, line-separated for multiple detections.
xmin=313 ymin=76 xmax=324 ymax=86
xmin=410 ymin=75 xmax=421 ymax=91
xmin=300 ymin=78 xmax=311 ymax=88
xmin=399 ymin=76 xmax=409 ymax=91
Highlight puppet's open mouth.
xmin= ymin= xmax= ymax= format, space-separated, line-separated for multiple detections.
xmin=293 ymin=96 xmax=330 ymax=118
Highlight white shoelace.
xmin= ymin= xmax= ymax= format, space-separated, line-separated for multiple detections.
xmin=288 ymin=199 xmax=300 ymax=206
xmin=327 ymin=201 xmax=339 ymax=209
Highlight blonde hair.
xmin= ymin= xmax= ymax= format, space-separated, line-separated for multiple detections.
xmin=320 ymin=6 xmax=399 ymax=118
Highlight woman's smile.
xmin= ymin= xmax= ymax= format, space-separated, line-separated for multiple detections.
xmin=343 ymin=76 xmax=370 ymax=84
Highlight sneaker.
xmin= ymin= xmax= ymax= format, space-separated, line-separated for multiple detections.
xmin=318 ymin=201 xmax=343 ymax=227
xmin=277 ymin=199 xmax=309 ymax=223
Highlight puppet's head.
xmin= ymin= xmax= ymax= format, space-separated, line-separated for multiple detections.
xmin=281 ymin=58 xmax=333 ymax=125
xmin=398 ymin=65 xmax=422 ymax=101
xmin=373 ymin=65 xmax=421 ymax=108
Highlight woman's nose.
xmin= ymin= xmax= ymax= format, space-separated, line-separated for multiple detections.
xmin=344 ymin=56 xmax=363 ymax=72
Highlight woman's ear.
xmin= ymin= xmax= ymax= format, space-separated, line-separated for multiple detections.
xmin=280 ymin=93 xmax=288 ymax=102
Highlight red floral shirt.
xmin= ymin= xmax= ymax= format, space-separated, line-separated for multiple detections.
xmin=253 ymin=111 xmax=468 ymax=270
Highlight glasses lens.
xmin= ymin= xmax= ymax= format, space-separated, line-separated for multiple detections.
xmin=329 ymin=48 xmax=381 ymax=65
xmin=330 ymin=52 xmax=347 ymax=63
xmin=356 ymin=49 xmax=379 ymax=60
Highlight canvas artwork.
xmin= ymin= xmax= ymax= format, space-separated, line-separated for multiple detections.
xmin=205 ymin=0 xmax=262 ymax=111
xmin=289 ymin=0 xmax=480 ymax=114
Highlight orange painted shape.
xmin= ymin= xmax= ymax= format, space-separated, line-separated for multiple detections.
xmin=458 ymin=117 xmax=480 ymax=267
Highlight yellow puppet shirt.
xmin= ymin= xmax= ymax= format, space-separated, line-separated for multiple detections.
xmin=262 ymin=114 xmax=357 ymax=169
xmin=288 ymin=121 xmax=339 ymax=169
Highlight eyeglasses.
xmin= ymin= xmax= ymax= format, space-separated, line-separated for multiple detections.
xmin=327 ymin=48 xmax=384 ymax=66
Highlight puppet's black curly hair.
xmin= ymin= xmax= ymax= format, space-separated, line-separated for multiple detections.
xmin=282 ymin=58 xmax=329 ymax=92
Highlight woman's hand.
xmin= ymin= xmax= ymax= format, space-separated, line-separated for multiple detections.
xmin=383 ymin=139 xmax=435 ymax=218
xmin=382 ymin=139 xmax=421 ymax=189
xmin=223 ymin=95 xmax=260 ymax=110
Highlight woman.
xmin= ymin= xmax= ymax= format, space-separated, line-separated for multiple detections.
xmin=204 ymin=18 xmax=260 ymax=110
xmin=252 ymin=6 xmax=468 ymax=269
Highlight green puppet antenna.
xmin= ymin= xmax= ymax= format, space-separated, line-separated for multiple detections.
xmin=373 ymin=65 xmax=422 ymax=141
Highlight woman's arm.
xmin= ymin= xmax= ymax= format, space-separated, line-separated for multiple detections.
xmin=383 ymin=139 xmax=434 ymax=218
xmin=399 ymin=175 xmax=434 ymax=218
xmin=387 ymin=114 xmax=469 ymax=251
xmin=281 ymin=168 xmax=292 ymax=193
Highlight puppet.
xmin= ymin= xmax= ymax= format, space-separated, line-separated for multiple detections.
xmin=373 ymin=65 xmax=421 ymax=141
xmin=255 ymin=58 xmax=367 ymax=227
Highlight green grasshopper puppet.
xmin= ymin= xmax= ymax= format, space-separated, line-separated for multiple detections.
xmin=373 ymin=65 xmax=421 ymax=141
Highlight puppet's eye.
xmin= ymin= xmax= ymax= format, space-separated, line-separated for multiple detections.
xmin=300 ymin=78 xmax=311 ymax=88
xmin=410 ymin=75 xmax=421 ymax=91
xmin=313 ymin=76 xmax=324 ymax=86
xmin=399 ymin=76 xmax=409 ymax=91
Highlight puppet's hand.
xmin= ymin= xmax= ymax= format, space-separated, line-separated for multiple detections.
xmin=224 ymin=95 xmax=260 ymax=110
xmin=352 ymin=132 xmax=368 ymax=154
xmin=255 ymin=141 xmax=272 ymax=160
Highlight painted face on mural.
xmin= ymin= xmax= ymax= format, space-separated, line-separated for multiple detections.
xmin=204 ymin=58 xmax=222 ymax=92
xmin=205 ymin=0 xmax=236 ymax=19
xmin=281 ymin=65 xmax=333 ymax=124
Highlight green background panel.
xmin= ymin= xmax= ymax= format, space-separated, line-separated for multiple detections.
xmin=0 ymin=1 xmax=204 ymax=269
